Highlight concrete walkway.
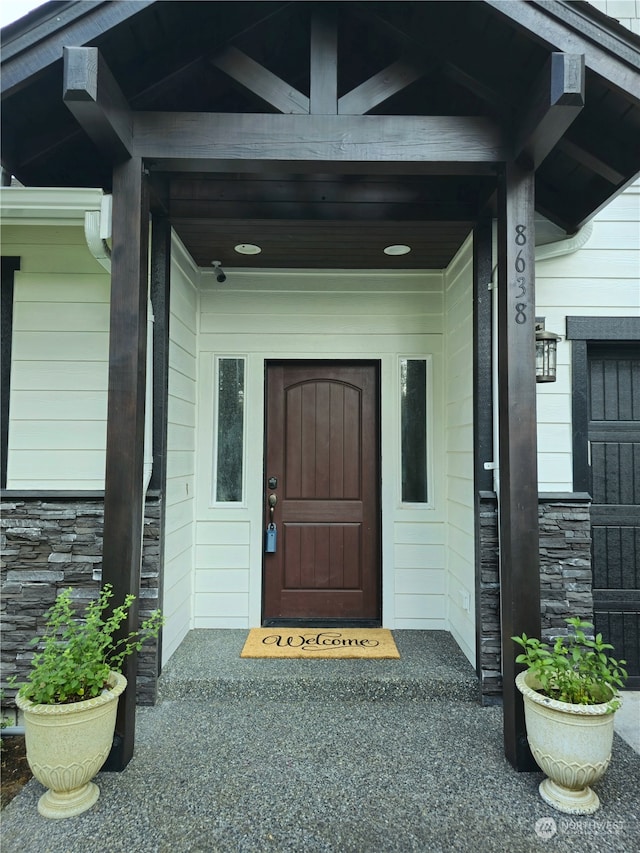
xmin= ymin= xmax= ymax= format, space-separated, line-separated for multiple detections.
xmin=2 ymin=630 xmax=639 ymax=853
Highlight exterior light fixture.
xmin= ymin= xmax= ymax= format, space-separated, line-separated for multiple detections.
xmin=383 ymin=244 xmax=411 ymax=256
xmin=234 ymin=243 xmax=262 ymax=255
xmin=535 ymin=324 xmax=561 ymax=383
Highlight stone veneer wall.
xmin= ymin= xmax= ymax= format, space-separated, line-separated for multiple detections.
xmin=478 ymin=493 xmax=593 ymax=700
xmin=1 ymin=494 xmax=162 ymax=708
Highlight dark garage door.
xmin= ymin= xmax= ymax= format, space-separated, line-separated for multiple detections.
xmin=588 ymin=343 xmax=640 ymax=689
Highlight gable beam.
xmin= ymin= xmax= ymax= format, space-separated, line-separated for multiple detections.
xmin=514 ymin=52 xmax=585 ymax=169
xmin=484 ymin=0 xmax=640 ymax=101
xmin=63 ymin=47 xmax=133 ymax=163
xmin=338 ymin=57 xmax=426 ymax=116
xmin=211 ymin=46 xmax=309 ymax=114
xmin=441 ymin=62 xmax=507 ymax=113
xmin=310 ymin=7 xmax=338 ymax=114
xmin=1 ymin=0 xmax=154 ymax=99
xmin=557 ymin=138 xmax=625 ymax=186
xmin=133 ymin=113 xmax=507 ymax=172
xmin=352 ymin=5 xmax=510 ymax=117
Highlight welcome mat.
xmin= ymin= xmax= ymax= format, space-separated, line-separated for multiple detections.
xmin=240 ymin=628 xmax=400 ymax=659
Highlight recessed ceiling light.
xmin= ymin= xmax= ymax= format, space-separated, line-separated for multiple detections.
xmin=383 ymin=244 xmax=412 ymax=256
xmin=234 ymin=243 xmax=262 ymax=255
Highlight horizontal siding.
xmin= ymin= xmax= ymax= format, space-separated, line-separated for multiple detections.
xmin=444 ymin=235 xmax=475 ymax=666
xmin=535 ymin=184 xmax=640 ymax=491
xmin=199 ymin=332 xmax=436 ymax=353
xmin=11 ymin=331 xmax=109 ymax=361
xmin=13 ymin=301 xmax=110 ymax=331
xmin=194 ymin=270 xmax=447 ymax=629
xmin=195 ymin=545 xmax=251 ymax=568
xmin=11 ymin=360 xmax=108 ymax=390
xmin=394 ymin=544 xmax=445 ymax=569
xmin=162 ymin=236 xmax=199 ymax=663
xmin=6 ymin=226 xmax=110 ymax=489
xmin=195 ymin=569 xmax=250 ymax=593
xmin=10 ymin=389 xmax=107 ymax=420
xmin=13 ymin=274 xmax=110 ymax=301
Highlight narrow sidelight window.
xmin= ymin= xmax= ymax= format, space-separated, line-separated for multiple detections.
xmin=214 ymin=357 xmax=245 ymax=502
xmin=400 ymin=358 xmax=428 ymax=503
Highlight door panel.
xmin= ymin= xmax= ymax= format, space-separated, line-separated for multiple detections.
xmin=263 ymin=362 xmax=380 ymax=624
xmin=588 ymin=344 xmax=640 ymax=688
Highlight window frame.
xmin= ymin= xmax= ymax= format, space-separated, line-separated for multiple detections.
xmin=397 ymin=354 xmax=433 ymax=509
xmin=211 ymin=354 xmax=248 ymax=506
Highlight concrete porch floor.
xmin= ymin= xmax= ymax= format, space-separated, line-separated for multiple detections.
xmin=2 ymin=630 xmax=639 ymax=853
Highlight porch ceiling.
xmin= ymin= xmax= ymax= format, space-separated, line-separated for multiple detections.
xmin=2 ymin=1 xmax=639 ymax=270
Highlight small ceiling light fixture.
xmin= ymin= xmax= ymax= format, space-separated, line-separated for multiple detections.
xmin=211 ymin=260 xmax=226 ymax=283
xmin=234 ymin=243 xmax=262 ymax=255
xmin=383 ymin=244 xmax=412 ymax=256
xmin=535 ymin=322 xmax=561 ymax=383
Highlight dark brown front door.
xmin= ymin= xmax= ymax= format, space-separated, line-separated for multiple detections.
xmin=263 ymin=362 xmax=380 ymax=625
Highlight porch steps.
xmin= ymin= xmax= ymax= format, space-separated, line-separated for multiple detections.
xmin=157 ymin=629 xmax=480 ymax=703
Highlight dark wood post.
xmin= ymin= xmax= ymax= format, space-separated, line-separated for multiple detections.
xmin=102 ymin=157 xmax=149 ymax=771
xmin=1 ymin=257 xmax=20 ymax=489
xmin=497 ymin=161 xmax=541 ymax=771
xmin=472 ymin=215 xmax=494 ymax=685
xmin=149 ymin=213 xmax=172 ymax=671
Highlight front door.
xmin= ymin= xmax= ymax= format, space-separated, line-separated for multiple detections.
xmin=588 ymin=343 xmax=640 ymax=688
xmin=263 ymin=362 xmax=380 ymax=625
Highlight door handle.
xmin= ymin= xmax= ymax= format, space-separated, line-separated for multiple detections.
xmin=268 ymin=493 xmax=277 ymax=524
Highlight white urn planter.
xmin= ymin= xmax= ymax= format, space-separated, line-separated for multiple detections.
xmin=16 ymin=671 xmax=127 ymax=819
xmin=516 ymin=669 xmax=618 ymax=815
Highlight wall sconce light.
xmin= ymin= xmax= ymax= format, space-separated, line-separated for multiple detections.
xmin=535 ymin=323 xmax=561 ymax=383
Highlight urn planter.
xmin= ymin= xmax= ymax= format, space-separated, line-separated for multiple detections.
xmin=516 ymin=669 xmax=618 ymax=815
xmin=16 ymin=671 xmax=127 ymax=819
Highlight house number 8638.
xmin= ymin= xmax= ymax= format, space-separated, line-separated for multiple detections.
xmin=514 ymin=225 xmax=527 ymax=324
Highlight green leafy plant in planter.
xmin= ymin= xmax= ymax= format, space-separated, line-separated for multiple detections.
xmin=513 ymin=617 xmax=628 ymax=815
xmin=513 ymin=616 xmax=628 ymax=709
xmin=14 ymin=585 xmax=163 ymax=819
xmin=17 ymin=584 xmax=164 ymax=705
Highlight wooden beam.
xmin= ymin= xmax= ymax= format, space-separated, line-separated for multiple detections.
xmin=484 ymin=0 xmax=640 ymax=102
xmin=441 ymin=61 xmax=507 ymax=113
xmin=339 ymin=57 xmax=426 ymax=115
xmin=1 ymin=0 xmax=154 ymax=98
xmin=133 ymin=113 xmax=507 ymax=171
xmin=351 ymin=5 xmax=509 ymax=116
xmin=558 ymin=138 xmax=626 ymax=186
xmin=497 ymin=161 xmax=541 ymax=772
xmin=310 ymin=7 xmax=338 ymax=114
xmin=148 ymin=214 xmax=171 ymax=672
xmin=63 ymin=47 xmax=133 ymax=163
xmin=131 ymin=3 xmax=295 ymax=108
xmin=1 ymin=257 xmax=20 ymax=490
xmin=101 ymin=158 xmax=149 ymax=771
xmin=472 ymin=215 xmax=495 ymax=685
xmin=150 ymin=214 xmax=171 ymax=496
xmin=211 ymin=46 xmax=309 ymax=114
xmin=170 ymin=202 xmax=478 ymax=221
xmin=473 ymin=217 xmax=495 ymax=497
xmin=514 ymin=52 xmax=584 ymax=169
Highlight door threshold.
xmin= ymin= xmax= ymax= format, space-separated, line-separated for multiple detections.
xmin=262 ymin=618 xmax=382 ymax=628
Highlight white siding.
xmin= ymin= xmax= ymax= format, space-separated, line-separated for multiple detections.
xmin=5 ymin=225 xmax=110 ymax=489
xmin=586 ymin=0 xmax=640 ymax=33
xmin=535 ymin=184 xmax=640 ymax=491
xmin=194 ymin=269 xmax=447 ymax=629
xmin=161 ymin=235 xmax=199 ymax=663
xmin=443 ymin=235 xmax=476 ymax=665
